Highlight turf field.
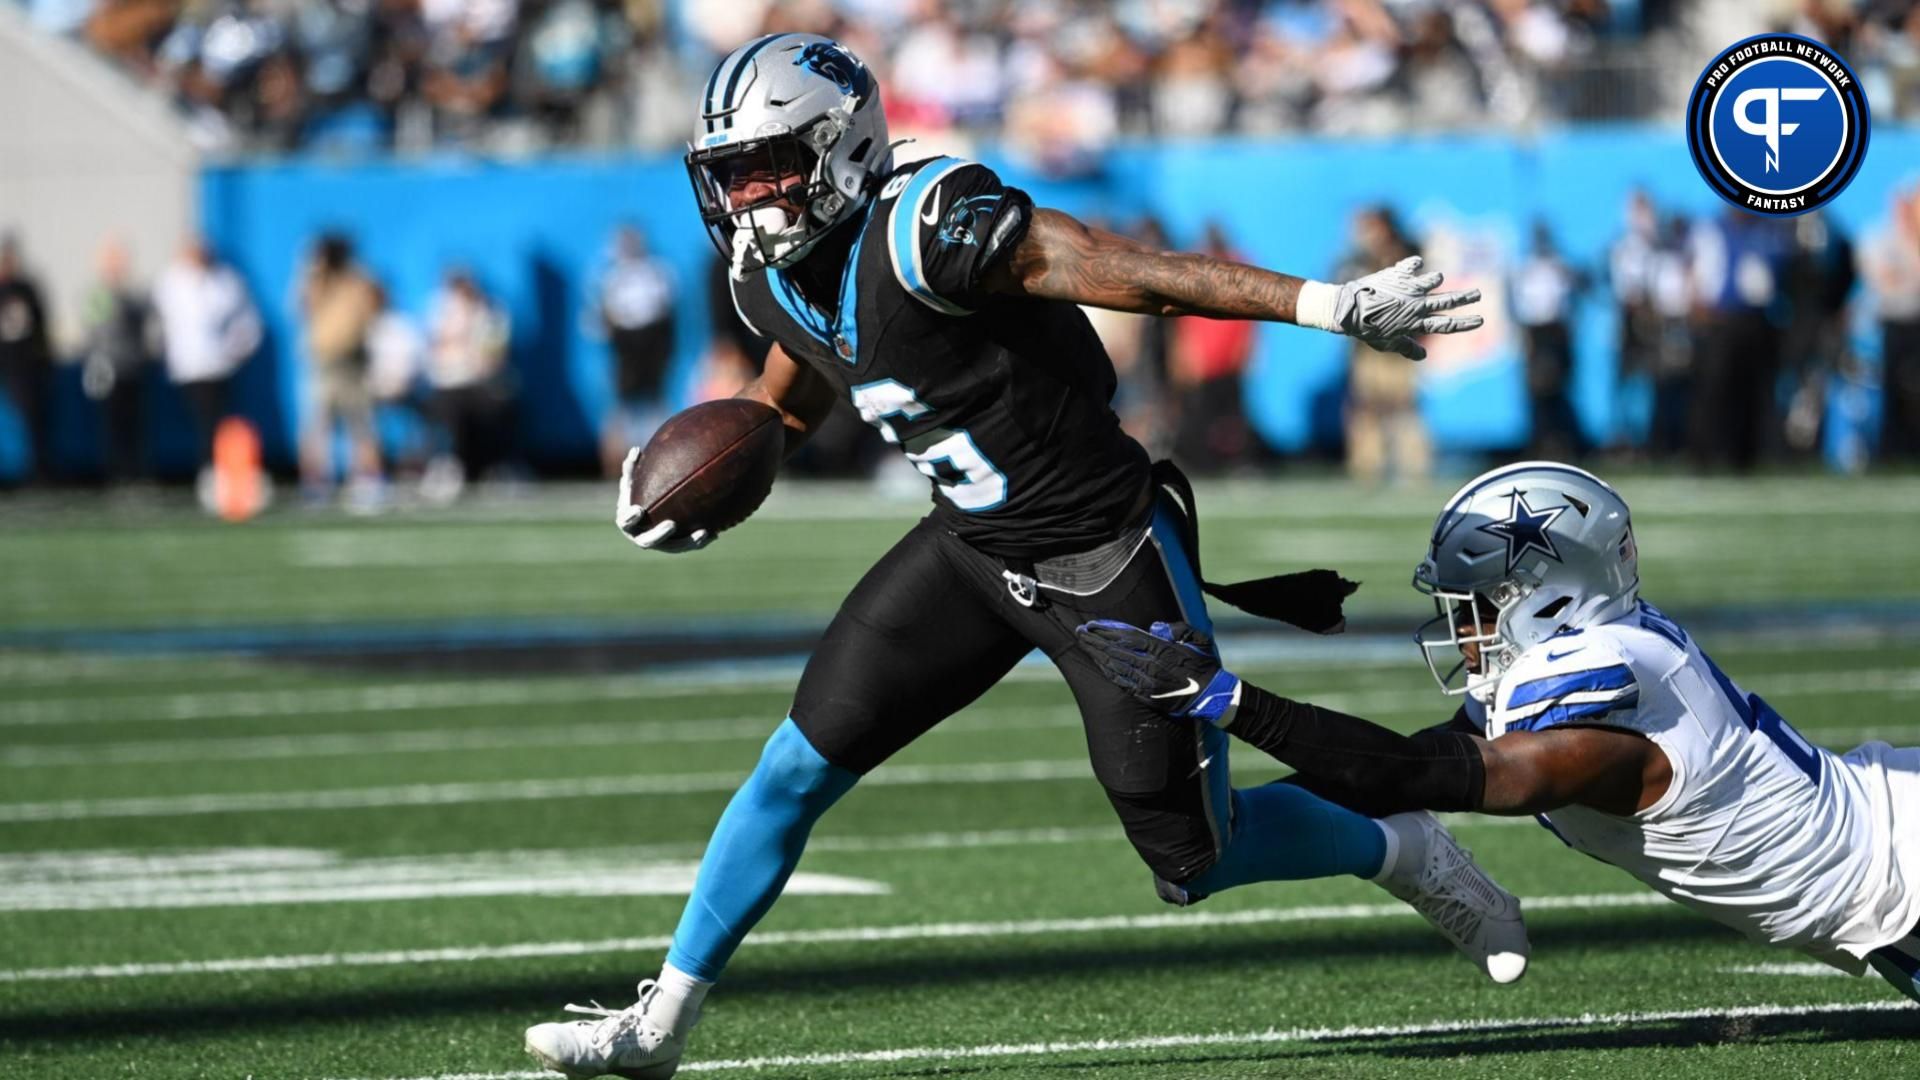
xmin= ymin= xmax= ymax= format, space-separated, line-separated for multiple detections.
xmin=3 ymin=473 xmax=1919 ymax=1079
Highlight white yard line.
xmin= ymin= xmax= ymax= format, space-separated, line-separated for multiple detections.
xmin=0 ymin=891 xmax=1666 ymax=983
xmin=6 ymin=661 xmax=1914 ymax=732
xmin=0 ymin=676 xmax=797 ymax=728
xmin=1725 ymin=962 xmax=1851 ymax=977
xmin=0 ymin=828 xmax=1139 ymax=911
xmin=9 ymin=668 xmax=1917 ymax=764
xmin=331 ymin=998 xmax=1915 ymax=1080
xmin=0 ymin=707 xmax=1086 ymax=768
xmin=0 ymin=759 xmax=1104 ymax=822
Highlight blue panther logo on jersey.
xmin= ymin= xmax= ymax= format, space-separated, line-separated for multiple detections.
xmin=1478 ymin=491 xmax=1566 ymax=573
xmin=793 ymin=42 xmax=873 ymax=107
xmin=937 ymin=194 xmax=1002 ymax=246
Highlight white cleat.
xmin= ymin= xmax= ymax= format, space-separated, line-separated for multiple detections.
xmin=1378 ymin=811 xmax=1529 ymax=984
xmin=524 ymin=981 xmax=690 ymax=1079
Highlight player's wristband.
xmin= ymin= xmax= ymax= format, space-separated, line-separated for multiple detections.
xmin=1185 ymin=670 xmax=1242 ymax=727
xmin=1295 ymin=280 xmax=1340 ymax=333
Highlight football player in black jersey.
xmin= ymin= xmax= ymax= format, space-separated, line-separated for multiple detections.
xmin=527 ymin=34 xmax=1515 ymax=1080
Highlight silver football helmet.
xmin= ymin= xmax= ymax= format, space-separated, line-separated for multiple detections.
xmin=1413 ymin=462 xmax=1640 ymax=702
xmin=685 ymin=34 xmax=890 ymax=277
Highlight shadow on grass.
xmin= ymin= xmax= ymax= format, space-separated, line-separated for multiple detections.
xmin=0 ymin=912 xmax=1876 ymax=1045
xmin=873 ymin=1007 xmax=1920 ymax=1078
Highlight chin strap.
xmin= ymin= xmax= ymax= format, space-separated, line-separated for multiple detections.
xmin=1151 ymin=460 xmax=1357 ymax=635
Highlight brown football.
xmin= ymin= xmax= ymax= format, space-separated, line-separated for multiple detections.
xmin=628 ymin=399 xmax=784 ymax=535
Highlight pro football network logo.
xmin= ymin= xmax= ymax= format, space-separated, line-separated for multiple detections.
xmin=1686 ymin=33 xmax=1869 ymax=216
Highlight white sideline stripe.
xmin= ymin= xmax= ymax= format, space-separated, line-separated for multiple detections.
xmin=0 ymin=829 xmax=1130 ymax=911
xmin=0 ymin=706 xmax=1086 ymax=768
xmin=8 ymin=661 xmax=1916 ymax=732
xmin=1725 ymin=962 xmax=1851 ymax=977
xmin=0 ymin=676 xmax=799 ymax=728
xmin=0 ymin=759 xmax=1103 ymax=822
xmin=0 ymin=827 xmax=1117 ymax=881
xmin=12 ymin=673 xmax=1916 ymax=768
xmin=0 ymin=761 xmax=1589 ymax=825
xmin=0 ymin=686 xmax=1456 ymax=768
xmin=339 ymin=999 xmax=1916 ymax=1080
xmin=0 ymin=891 xmax=1665 ymax=983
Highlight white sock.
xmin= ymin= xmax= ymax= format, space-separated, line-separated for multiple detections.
xmin=1368 ymin=817 xmax=1402 ymax=885
xmin=650 ymin=962 xmax=712 ymax=1035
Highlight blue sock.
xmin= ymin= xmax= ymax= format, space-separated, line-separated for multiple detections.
xmin=1183 ymin=782 xmax=1387 ymax=896
xmin=665 ymin=718 xmax=859 ymax=982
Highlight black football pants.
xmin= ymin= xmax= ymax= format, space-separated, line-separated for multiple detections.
xmin=789 ymin=495 xmax=1233 ymax=885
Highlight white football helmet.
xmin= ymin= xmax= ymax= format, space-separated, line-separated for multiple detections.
xmin=1413 ymin=462 xmax=1640 ymax=702
xmin=684 ymin=34 xmax=891 ymax=277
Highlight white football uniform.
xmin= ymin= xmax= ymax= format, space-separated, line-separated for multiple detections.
xmin=1465 ymin=601 xmax=1920 ymax=975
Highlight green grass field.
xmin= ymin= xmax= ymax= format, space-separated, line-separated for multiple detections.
xmin=3 ymin=474 xmax=1919 ymax=1079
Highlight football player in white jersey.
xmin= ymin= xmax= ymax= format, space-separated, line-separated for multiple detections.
xmin=1080 ymin=461 xmax=1920 ymax=1001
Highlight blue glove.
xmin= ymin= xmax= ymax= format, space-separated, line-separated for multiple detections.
xmin=1076 ymin=619 xmax=1242 ymax=725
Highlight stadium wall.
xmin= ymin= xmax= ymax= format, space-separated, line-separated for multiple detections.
xmin=18 ymin=126 xmax=1920 ymax=480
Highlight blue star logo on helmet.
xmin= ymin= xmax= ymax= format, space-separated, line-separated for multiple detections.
xmin=793 ymin=42 xmax=872 ymax=108
xmin=1477 ymin=491 xmax=1567 ymax=573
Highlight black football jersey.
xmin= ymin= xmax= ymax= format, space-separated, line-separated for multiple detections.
xmin=729 ymin=156 xmax=1150 ymax=559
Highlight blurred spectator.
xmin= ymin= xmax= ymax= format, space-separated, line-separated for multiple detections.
xmin=29 ymin=0 xmax=95 ymax=36
xmin=1609 ymin=190 xmax=1658 ymax=450
xmin=1512 ymin=219 xmax=1584 ymax=460
xmin=421 ymin=0 xmax=517 ymax=144
xmin=1689 ymin=210 xmax=1789 ymax=472
xmin=423 ymin=268 xmax=512 ymax=501
xmin=153 ymin=239 xmax=261 ymax=476
xmin=1339 ymin=206 xmax=1429 ymax=486
xmin=1862 ymin=187 xmax=1920 ymax=463
xmin=79 ymin=237 xmax=158 ymax=484
xmin=1645 ymin=213 xmax=1696 ymax=461
xmin=519 ymin=0 xmax=627 ymax=143
xmin=592 ymin=223 xmax=676 ymax=476
xmin=0 ymin=234 xmax=55 ymax=485
xmin=1779 ymin=213 xmax=1855 ymax=456
xmin=1086 ymin=218 xmax=1174 ymax=459
xmin=364 ymin=285 xmax=432 ymax=477
xmin=1170 ymin=223 xmax=1257 ymax=472
xmin=54 ymin=0 xmax=1920 ymax=156
xmin=298 ymin=232 xmax=383 ymax=502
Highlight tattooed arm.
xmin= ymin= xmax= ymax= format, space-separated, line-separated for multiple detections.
xmin=983 ymin=208 xmax=1483 ymax=360
xmin=984 ymin=208 xmax=1310 ymax=320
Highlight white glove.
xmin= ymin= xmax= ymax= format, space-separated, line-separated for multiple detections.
xmin=1297 ymin=256 xmax=1483 ymax=361
xmin=615 ymin=447 xmax=714 ymax=554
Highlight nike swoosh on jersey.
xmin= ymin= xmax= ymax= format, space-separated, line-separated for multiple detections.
xmin=920 ymin=185 xmax=942 ymax=226
xmin=1547 ymin=648 xmax=1586 ymax=661
xmin=1151 ymin=678 xmax=1201 ymax=700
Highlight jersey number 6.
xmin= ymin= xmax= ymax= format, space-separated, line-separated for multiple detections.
xmin=851 ymin=380 xmax=1008 ymax=511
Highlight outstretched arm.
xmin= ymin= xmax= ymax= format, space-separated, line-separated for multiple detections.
xmin=985 ymin=208 xmax=1483 ymax=360
xmin=1077 ymin=620 xmax=1668 ymax=817
xmin=987 ymin=209 xmax=1312 ymax=321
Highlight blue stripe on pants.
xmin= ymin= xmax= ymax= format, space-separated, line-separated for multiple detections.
xmin=1147 ymin=498 xmax=1230 ymax=853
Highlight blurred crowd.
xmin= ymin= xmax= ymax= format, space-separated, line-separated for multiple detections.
xmin=5 ymin=182 xmax=1920 ymax=499
xmin=26 ymin=0 xmax=1920 ymax=157
xmin=0 ymin=225 xmax=602 ymax=504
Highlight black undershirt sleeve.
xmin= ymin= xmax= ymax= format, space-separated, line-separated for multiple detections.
xmin=1232 ymin=684 xmax=1487 ymax=818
